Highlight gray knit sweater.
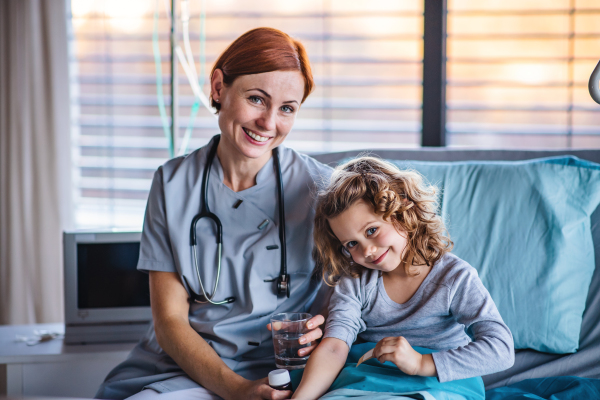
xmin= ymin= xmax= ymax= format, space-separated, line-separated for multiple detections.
xmin=323 ymin=252 xmax=515 ymax=382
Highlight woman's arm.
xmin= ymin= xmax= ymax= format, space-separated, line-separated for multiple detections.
xmin=150 ymin=271 xmax=290 ymax=400
xmin=291 ymin=337 xmax=349 ymax=400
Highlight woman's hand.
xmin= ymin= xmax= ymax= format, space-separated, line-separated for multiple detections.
xmin=373 ymin=336 xmax=437 ymax=377
xmin=266 ymin=314 xmax=325 ymax=357
xmin=236 ymin=377 xmax=292 ymax=400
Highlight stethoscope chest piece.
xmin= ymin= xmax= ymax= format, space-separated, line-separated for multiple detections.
xmin=277 ymin=274 xmax=291 ymax=298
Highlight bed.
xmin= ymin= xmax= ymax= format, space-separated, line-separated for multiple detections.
xmin=311 ymin=148 xmax=600 ymax=399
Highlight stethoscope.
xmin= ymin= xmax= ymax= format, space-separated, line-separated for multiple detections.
xmin=590 ymin=60 xmax=600 ymax=105
xmin=183 ymin=135 xmax=290 ymax=305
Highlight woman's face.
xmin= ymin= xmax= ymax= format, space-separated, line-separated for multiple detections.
xmin=211 ymin=69 xmax=305 ymax=162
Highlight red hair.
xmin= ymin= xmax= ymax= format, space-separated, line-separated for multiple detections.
xmin=210 ymin=27 xmax=314 ymax=111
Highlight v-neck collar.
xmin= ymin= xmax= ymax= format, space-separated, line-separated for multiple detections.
xmin=378 ymin=261 xmax=438 ymax=308
xmin=211 ymin=146 xmax=279 ymax=196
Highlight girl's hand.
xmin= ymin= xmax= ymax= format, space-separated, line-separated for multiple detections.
xmin=266 ymin=314 xmax=325 ymax=357
xmin=373 ymin=336 xmax=437 ymax=377
xmin=235 ymin=377 xmax=292 ymax=400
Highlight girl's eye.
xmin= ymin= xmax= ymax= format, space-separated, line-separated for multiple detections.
xmin=367 ymin=227 xmax=377 ymax=236
xmin=280 ymin=105 xmax=294 ymax=113
xmin=249 ymin=96 xmax=263 ymax=105
xmin=346 ymin=241 xmax=357 ymax=249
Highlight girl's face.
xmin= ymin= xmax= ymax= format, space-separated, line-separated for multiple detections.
xmin=328 ymin=200 xmax=409 ymax=274
xmin=211 ymin=69 xmax=305 ymax=164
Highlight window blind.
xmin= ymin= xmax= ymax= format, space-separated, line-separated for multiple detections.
xmin=69 ymin=0 xmax=423 ymax=229
xmin=446 ymin=0 xmax=600 ymax=148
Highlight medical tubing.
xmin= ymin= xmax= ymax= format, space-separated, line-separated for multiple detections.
xmin=203 ymin=137 xmax=218 ymax=214
xmin=177 ymin=0 xmax=212 ymax=156
xmin=589 ymin=60 xmax=600 ymax=105
xmin=191 ymin=242 xmax=231 ymax=305
xmin=273 ymin=147 xmax=289 ymax=297
xmin=181 ymin=0 xmax=198 ymax=84
xmin=192 ymin=242 xmax=212 ymax=299
xmin=187 ymin=136 xmax=234 ymax=305
xmin=153 ymin=0 xmax=174 ymax=157
xmin=177 ymin=0 xmax=197 ymax=157
xmin=174 ymin=44 xmax=212 ymax=156
xmin=199 ymin=0 xmax=206 ymax=88
xmin=178 ymin=100 xmax=201 ymax=156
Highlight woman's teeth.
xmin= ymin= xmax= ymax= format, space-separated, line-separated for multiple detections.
xmin=245 ymin=128 xmax=269 ymax=142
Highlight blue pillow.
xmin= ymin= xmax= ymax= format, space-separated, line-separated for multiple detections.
xmin=387 ymin=156 xmax=600 ymax=354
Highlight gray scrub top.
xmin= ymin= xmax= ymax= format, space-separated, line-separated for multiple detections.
xmin=95 ymin=137 xmax=332 ymax=399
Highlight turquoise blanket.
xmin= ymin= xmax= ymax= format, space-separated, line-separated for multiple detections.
xmin=485 ymin=376 xmax=600 ymax=400
xmin=290 ymin=343 xmax=484 ymax=399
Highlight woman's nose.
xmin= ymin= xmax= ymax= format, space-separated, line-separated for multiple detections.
xmin=256 ymin=108 xmax=276 ymax=131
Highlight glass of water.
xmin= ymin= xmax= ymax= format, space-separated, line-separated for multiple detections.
xmin=271 ymin=312 xmax=312 ymax=370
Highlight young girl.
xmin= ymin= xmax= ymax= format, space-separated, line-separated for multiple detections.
xmin=292 ymin=157 xmax=514 ymax=399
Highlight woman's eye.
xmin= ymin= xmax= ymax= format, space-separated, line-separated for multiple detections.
xmin=281 ymin=105 xmax=294 ymax=113
xmin=249 ymin=96 xmax=263 ymax=105
xmin=346 ymin=241 xmax=357 ymax=249
xmin=367 ymin=227 xmax=377 ymax=236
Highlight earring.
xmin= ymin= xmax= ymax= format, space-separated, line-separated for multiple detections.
xmin=215 ymin=99 xmax=220 ymax=103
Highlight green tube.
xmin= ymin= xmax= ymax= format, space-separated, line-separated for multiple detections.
xmin=178 ymin=0 xmax=208 ymax=156
xmin=153 ymin=0 xmax=174 ymax=158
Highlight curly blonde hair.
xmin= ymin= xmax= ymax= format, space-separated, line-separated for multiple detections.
xmin=314 ymin=156 xmax=453 ymax=286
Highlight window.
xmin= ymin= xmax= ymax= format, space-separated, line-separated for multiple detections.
xmin=446 ymin=0 xmax=600 ymax=148
xmin=69 ymin=0 xmax=423 ymax=229
xmin=69 ymin=0 xmax=600 ymax=229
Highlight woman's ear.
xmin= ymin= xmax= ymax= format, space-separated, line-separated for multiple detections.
xmin=210 ymin=69 xmax=224 ymax=102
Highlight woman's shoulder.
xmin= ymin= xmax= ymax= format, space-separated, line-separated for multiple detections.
xmin=279 ymin=145 xmax=333 ymax=186
xmin=168 ymin=145 xmax=208 ymax=170
xmin=156 ymin=142 xmax=213 ymax=182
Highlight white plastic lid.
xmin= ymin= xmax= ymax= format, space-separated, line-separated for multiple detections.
xmin=268 ymin=369 xmax=291 ymax=387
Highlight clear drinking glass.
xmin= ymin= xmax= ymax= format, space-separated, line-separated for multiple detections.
xmin=270 ymin=312 xmax=312 ymax=370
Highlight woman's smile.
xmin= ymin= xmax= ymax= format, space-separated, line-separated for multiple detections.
xmin=242 ymin=127 xmax=271 ymax=144
xmin=211 ymin=69 xmax=305 ymax=163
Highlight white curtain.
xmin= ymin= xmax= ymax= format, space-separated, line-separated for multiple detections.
xmin=0 ymin=0 xmax=72 ymax=325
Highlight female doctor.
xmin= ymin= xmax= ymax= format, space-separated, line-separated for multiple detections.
xmin=95 ymin=28 xmax=332 ymax=400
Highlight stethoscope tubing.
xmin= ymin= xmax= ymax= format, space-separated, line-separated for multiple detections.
xmin=273 ymin=147 xmax=290 ymax=298
xmin=187 ymin=135 xmax=288 ymax=305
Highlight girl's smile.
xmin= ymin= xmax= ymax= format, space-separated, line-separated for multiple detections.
xmin=371 ymin=249 xmax=389 ymax=265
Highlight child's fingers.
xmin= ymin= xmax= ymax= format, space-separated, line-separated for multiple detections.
xmin=378 ymin=343 xmax=402 ymax=357
xmin=376 ymin=351 xmax=397 ymax=365
xmin=373 ymin=336 xmax=401 ymax=357
xmin=380 ymin=337 xmax=400 ymax=348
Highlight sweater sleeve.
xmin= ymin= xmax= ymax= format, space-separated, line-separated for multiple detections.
xmin=323 ymin=275 xmax=368 ymax=350
xmin=431 ymin=266 xmax=515 ymax=382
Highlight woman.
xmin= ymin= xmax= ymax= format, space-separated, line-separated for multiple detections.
xmin=96 ymin=28 xmax=331 ymax=400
